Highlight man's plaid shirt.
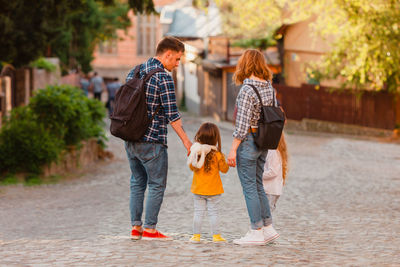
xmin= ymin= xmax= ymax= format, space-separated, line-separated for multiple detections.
xmin=126 ymin=57 xmax=180 ymax=145
xmin=233 ymin=78 xmax=275 ymax=140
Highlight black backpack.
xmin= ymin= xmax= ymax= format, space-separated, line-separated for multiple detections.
xmin=110 ymin=66 xmax=164 ymax=141
xmin=248 ymin=84 xmax=285 ymax=150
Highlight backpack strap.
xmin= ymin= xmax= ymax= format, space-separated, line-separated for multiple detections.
xmin=247 ymin=84 xmax=277 ymax=140
xmin=143 ymin=67 xmax=164 ymax=83
xmin=247 ymin=84 xmax=277 ymax=107
xmin=142 ymin=67 xmax=165 ymax=122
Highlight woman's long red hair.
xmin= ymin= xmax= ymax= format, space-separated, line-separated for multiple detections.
xmin=233 ymin=49 xmax=273 ymax=85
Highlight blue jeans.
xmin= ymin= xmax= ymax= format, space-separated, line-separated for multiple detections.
xmin=125 ymin=142 xmax=168 ymax=229
xmin=236 ymin=134 xmax=272 ymax=229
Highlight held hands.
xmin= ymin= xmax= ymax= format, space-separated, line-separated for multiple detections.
xmin=227 ymin=149 xmax=237 ymax=167
xmin=227 ymin=138 xmax=241 ymax=167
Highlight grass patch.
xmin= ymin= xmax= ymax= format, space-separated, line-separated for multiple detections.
xmin=0 ymin=174 xmax=19 ymax=186
xmin=23 ymin=174 xmax=63 ymax=186
xmin=24 ymin=175 xmax=43 ymax=186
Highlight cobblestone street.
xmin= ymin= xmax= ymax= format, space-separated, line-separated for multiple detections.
xmin=1 ymin=114 xmax=399 ymax=266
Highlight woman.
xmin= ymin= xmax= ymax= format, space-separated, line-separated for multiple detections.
xmin=227 ymin=49 xmax=280 ymax=245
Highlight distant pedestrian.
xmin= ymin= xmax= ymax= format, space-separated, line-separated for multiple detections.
xmin=125 ymin=36 xmax=192 ymax=241
xmin=227 ymin=49 xmax=280 ymax=245
xmin=90 ymin=72 xmax=105 ymax=100
xmin=187 ymin=122 xmax=229 ymax=243
xmin=262 ymin=133 xmax=288 ymax=213
xmin=106 ymin=77 xmax=121 ymax=116
xmin=80 ymin=74 xmax=90 ymax=97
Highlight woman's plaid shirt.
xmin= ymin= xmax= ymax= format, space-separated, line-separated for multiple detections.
xmin=233 ymin=78 xmax=275 ymax=140
xmin=126 ymin=58 xmax=180 ymax=145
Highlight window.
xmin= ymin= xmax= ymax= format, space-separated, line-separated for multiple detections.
xmin=98 ymin=39 xmax=118 ymax=55
xmin=137 ymin=15 xmax=157 ymax=56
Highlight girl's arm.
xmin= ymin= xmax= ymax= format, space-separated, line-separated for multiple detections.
xmin=263 ymin=151 xmax=281 ymax=180
xmin=218 ymin=153 xmax=229 ymax=173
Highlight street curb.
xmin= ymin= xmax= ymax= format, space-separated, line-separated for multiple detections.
xmin=181 ymin=112 xmax=400 ymax=143
xmin=285 ymin=118 xmax=400 ymax=142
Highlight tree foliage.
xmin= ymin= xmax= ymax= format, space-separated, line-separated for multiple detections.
xmin=215 ymin=0 xmax=286 ymax=40
xmin=0 ymin=85 xmax=106 ymax=176
xmin=0 ymin=0 xmax=78 ymax=68
xmin=310 ymin=0 xmax=400 ymax=92
xmin=0 ymin=0 xmax=155 ymax=72
xmin=216 ymin=0 xmax=400 ymax=92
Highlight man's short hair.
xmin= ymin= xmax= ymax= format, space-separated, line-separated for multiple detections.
xmin=156 ymin=37 xmax=185 ymax=55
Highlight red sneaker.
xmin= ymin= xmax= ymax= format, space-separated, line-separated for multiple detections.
xmin=131 ymin=229 xmax=143 ymax=240
xmin=142 ymin=230 xmax=173 ymax=241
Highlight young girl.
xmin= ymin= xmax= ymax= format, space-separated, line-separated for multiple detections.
xmin=262 ymin=133 xmax=288 ymax=212
xmin=187 ymin=122 xmax=229 ymax=242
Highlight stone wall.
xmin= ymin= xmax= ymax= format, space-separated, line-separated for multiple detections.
xmin=42 ymin=139 xmax=111 ymax=177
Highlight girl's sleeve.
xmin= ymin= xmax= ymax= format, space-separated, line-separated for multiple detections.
xmin=218 ymin=153 xmax=229 ymax=173
xmin=263 ymin=151 xmax=281 ymax=180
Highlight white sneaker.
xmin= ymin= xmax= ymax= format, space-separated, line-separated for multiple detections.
xmin=263 ymin=225 xmax=279 ymax=243
xmin=233 ymin=229 xmax=267 ymax=245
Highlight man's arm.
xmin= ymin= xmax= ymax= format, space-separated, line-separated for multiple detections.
xmin=170 ymin=119 xmax=192 ymax=153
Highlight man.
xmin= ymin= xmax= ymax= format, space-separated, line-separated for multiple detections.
xmin=106 ymin=77 xmax=121 ymax=115
xmin=90 ymin=72 xmax=104 ymax=100
xmin=125 ymin=37 xmax=192 ymax=240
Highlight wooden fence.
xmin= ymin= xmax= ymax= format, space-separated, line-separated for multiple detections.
xmin=0 ymin=76 xmax=12 ymax=128
xmin=275 ymin=84 xmax=400 ymax=130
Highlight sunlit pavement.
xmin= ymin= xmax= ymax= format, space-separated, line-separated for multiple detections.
xmin=1 ymin=113 xmax=399 ymax=266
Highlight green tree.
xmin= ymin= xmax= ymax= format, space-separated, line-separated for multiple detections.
xmin=309 ymin=0 xmax=400 ymax=92
xmin=0 ymin=0 xmax=78 ymax=68
xmin=215 ymin=0 xmax=311 ymax=39
xmin=49 ymin=0 xmax=131 ymax=73
xmin=216 ymin=0 xmax=281 ymax=39
xmin=0 ymin=0 xmax=155 ymax=71
xmin=215 ymin=0 xmax=400 ymax=92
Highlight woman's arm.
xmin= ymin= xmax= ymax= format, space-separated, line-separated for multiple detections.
xmin=227 ymin=138 xmax=242 ymax=167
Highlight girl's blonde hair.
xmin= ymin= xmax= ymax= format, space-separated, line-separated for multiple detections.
xmin=194 ymin=122 xmax=222 ymax=172
xmin=233 ymin=49 xmax=273 ymax=85
xmin=277 ymin=133 xmax=288 ymax=184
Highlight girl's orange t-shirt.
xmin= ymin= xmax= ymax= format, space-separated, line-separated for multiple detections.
xmin=189 ymin=151 xmax=229 ymax=195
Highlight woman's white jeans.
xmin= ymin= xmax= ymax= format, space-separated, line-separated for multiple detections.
xmin=193 ymin=194 xmax=221 ymax=235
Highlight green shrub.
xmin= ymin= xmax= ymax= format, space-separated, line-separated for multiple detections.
xmin=84 ymin=97 xmax=107 ymax=147
xmin=29 ymin=57 xmax=57 ymax=72
xmin=30 ymin=85 xmax=107 ymax=146
xmin=0 ymin=107 xmax=63 ymax=174
xmin=0 ymin=85 xmax=107 ymax=179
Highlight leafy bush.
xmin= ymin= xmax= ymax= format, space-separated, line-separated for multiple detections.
xmin=0 ymin=85 xmax=106 ymax=178
xmin=0 ymin=107 xmax=63 ymax=174
xmin=30 ymin=85 xmax=106 ymax=146
xmin=84 ymin=97 xmax=107 ymax=147
xmin=29 ymin=57 xmax=57 ymax=72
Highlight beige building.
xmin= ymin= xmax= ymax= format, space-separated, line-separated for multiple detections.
xmin=278 ymin=17 xmax=337 ymax=87
xmin=92 ymin=0 xmax=176 ymax=82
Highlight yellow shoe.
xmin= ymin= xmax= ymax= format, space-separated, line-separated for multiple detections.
xmin=190 ymin=234 xmax=201 ymax=242
xmin=213 ymin=234 xmax=226 ymax=242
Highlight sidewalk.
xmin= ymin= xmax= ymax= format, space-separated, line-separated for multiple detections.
xmin=0 ymin=113 xmax=399 ymax=266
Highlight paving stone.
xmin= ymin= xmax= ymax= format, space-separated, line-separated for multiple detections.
xmin=0 ymin=114 xmax=399 ymax=266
